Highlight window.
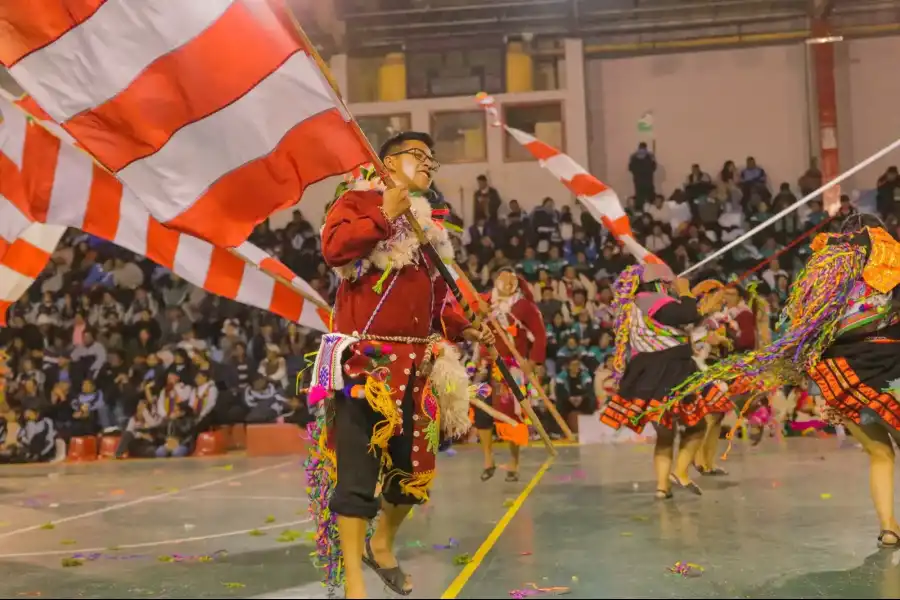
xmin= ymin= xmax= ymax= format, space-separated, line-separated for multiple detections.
xmin=503 ymin=103 xmax=564 ymax=162
xmin=429 ymin=111 xmax=487 ymax=164
xmin=358 ymin=114 xmax=412 ymax=154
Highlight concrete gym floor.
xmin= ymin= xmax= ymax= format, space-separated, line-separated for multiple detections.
xmin=0 ymin=437 xmax=896 ymax=599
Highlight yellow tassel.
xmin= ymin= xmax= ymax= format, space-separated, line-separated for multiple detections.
xmin=364 ymin=376 xmax=401 ymax=467
xmin=372 ymin=260 xmax=393 ymax=294
xmin=396 ymin=470 xmax=435 ymax=502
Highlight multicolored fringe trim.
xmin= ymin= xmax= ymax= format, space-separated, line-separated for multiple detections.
xmin=611 ymin=265 xmax=643 ymax=384
xmin=305 ymin=414 xmax=377 ymax=592
xmin=639 ymin=242 xmax=868 ymax=423
xmin=305 ymin=415 xmax=342 ymax=590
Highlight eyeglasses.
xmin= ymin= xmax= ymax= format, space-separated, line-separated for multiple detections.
xmin=388 ymin=148 xmax=440 ymax=172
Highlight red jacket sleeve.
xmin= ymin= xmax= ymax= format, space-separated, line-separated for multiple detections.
xmin=434 ymin=276 xmax=472 ymax=341
xmin=321 ymin=190 xmax=392 ymax=267
xmin=520 ymin=301 xmax=547 ymax=363
xmin=732 ymin=310 xmax=757 ymax=351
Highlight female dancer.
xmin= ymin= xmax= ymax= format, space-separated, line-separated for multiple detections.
xmin=669 ymin=213 xmax=900 ymax=545
xmin=600 ymin=263 xmax=729 ymax=498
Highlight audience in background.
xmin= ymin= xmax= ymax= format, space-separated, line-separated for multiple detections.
xmin=0 ymin=151 xmax=892 ymax=461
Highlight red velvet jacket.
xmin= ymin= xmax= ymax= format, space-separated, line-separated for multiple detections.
xmin=322 ymin=190 xmax=470 ymax=343
xmin=321 ymin=190 xmax=471 ymax=477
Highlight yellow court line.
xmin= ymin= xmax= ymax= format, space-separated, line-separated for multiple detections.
xmin=440 ymin=457 xmax=555 ymax=599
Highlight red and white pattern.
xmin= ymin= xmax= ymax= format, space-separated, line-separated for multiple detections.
xmin=0 ymin=0 xmax=372 ymax=247
xmin=0 ymin=222 xmax=66 ymax=326
xmin=0 ymin=94 xmax=330 ymax=332
xmin=476 ymin=93 xmax=663 ymax=267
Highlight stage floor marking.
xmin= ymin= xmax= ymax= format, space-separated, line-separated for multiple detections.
xmin=440 ymin=456 xmax=554 ymax=599
xmin=0 ymin=460 xmax=294 ymax=540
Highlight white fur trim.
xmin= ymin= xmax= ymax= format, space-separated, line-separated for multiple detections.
xmin=429 ymin=342 xmax=471 ymax=438
xmin=333 ymin=193 xmax=455 ymax=281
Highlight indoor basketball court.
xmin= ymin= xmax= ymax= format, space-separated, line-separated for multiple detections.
xmin=0 ymin=440 xmax=894 ymax=599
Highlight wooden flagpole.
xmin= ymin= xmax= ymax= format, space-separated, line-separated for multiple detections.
xmin=285 ymin=13 xmax=557 ymax=456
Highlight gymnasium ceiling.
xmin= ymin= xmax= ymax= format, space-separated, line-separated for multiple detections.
xmin=293 ymin=0 xmax=900 ymax=53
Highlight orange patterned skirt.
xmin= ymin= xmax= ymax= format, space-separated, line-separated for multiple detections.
xmin=601 ymin=385 xmax=730 ymax=433
xmin=808 ymin=324 xmax=900 ymax=430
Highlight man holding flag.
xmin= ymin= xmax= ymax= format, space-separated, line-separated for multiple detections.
xmin=308 ymin=131 xmax=493 ymax=598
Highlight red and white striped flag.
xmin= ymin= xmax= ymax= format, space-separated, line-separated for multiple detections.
xmin=0 ymin=222 xmax=65 ymax=326
xmin=476 ymin=93 xmax=664 ymax=267
xmin=0 ymin=95 xmax=330 ymax=332
xmin=0 ymin=0 xmax=372 ymax=247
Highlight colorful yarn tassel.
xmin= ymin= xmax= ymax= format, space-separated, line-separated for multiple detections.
xmin=611 ymin=265 xmax=643 ymax=384
xmin=644 ymin=243 xmax=867 ymax=422
xmin=395 ymin=470 xmax=435 ymax=502
xmin=305 ymin=417 xmax=342 ymax=590
xmin=372 ymin=259 xmax=393 ymax=294
xmin=364 ymin=375 xmax=401 ymax=466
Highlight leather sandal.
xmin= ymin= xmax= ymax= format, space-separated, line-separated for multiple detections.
xmin=669 ymin=473 xmax=703 ymax=496
xmin=878 ymin=530 xmax=900 ymax=549
xmin=362 ymin=538 xmax=412 ymax=596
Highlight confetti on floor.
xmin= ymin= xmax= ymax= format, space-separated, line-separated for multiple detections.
xmin=630 ymin=515 xmax=649 ymax=522
xmin=40 ymin=523 xmax=55 ymax=530
xmin=453 ymin=553 xmax=471 ymax=565
xmin=60 ymin=558 xmax=84 ymax=568
xmin=110 ymin=489 xmax=125 ymax=496
xmin=509 ymin=582 xmax=572 ymax=598
xmin=276 ymin=530 xmax=303 ymax=543
xmin=503 ymin=499 xmax=515 ymax=508
xmin=820 ymin=493 xmax=832 ymax=499
xmin=433 ymin=538 xmax=459 ymax=550
xmin=667 ymin=561 xmax=704 ymax=578
xmin=222 ymin=582 xmax=245 ymax=589
xmin=247 ymin=529 xmax=266 ymax=537
xmin=264 ymin=515 xmax=276 ymax=524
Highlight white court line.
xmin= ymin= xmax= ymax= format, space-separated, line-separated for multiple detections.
xmin=3 ymin=494 xmax=307 ymax=506
xmin=0 ymin=460 xmax=294 ymax=540
xmin=0 ymin=517 xmax=311 ymax=559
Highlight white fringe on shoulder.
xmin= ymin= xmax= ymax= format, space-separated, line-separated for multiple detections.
xmin=333 ymin=186 xmax=455 ymax=281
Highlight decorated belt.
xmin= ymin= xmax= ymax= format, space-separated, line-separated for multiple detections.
xmin=357 ymin=333 xmax=442 ymax=346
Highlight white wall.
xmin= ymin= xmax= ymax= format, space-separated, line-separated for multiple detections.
xmin=585 ymin=44 xmax=810 ymax=202
xmin=835 ymin=36 xmax=900 ymax=190
xmin=271 ymin=39 xmax=590 ymax=230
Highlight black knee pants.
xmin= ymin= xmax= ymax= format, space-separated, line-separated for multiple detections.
xmin=328 ymin=372 xmax=423 ymax=520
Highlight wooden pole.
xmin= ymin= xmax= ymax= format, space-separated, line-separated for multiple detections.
xmin=284 ymin=14 xmax=557 ymax=456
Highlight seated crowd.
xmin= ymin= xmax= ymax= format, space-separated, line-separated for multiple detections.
xmin=1 ymin=152 xmax=898 ymax=462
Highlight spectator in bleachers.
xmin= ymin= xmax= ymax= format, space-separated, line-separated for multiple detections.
xmin=629 ymin=142 xmax=657 ymax=208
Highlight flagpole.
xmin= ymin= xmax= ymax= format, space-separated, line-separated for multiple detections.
xmin=286 ymin=14 xmax=557 ymax=456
